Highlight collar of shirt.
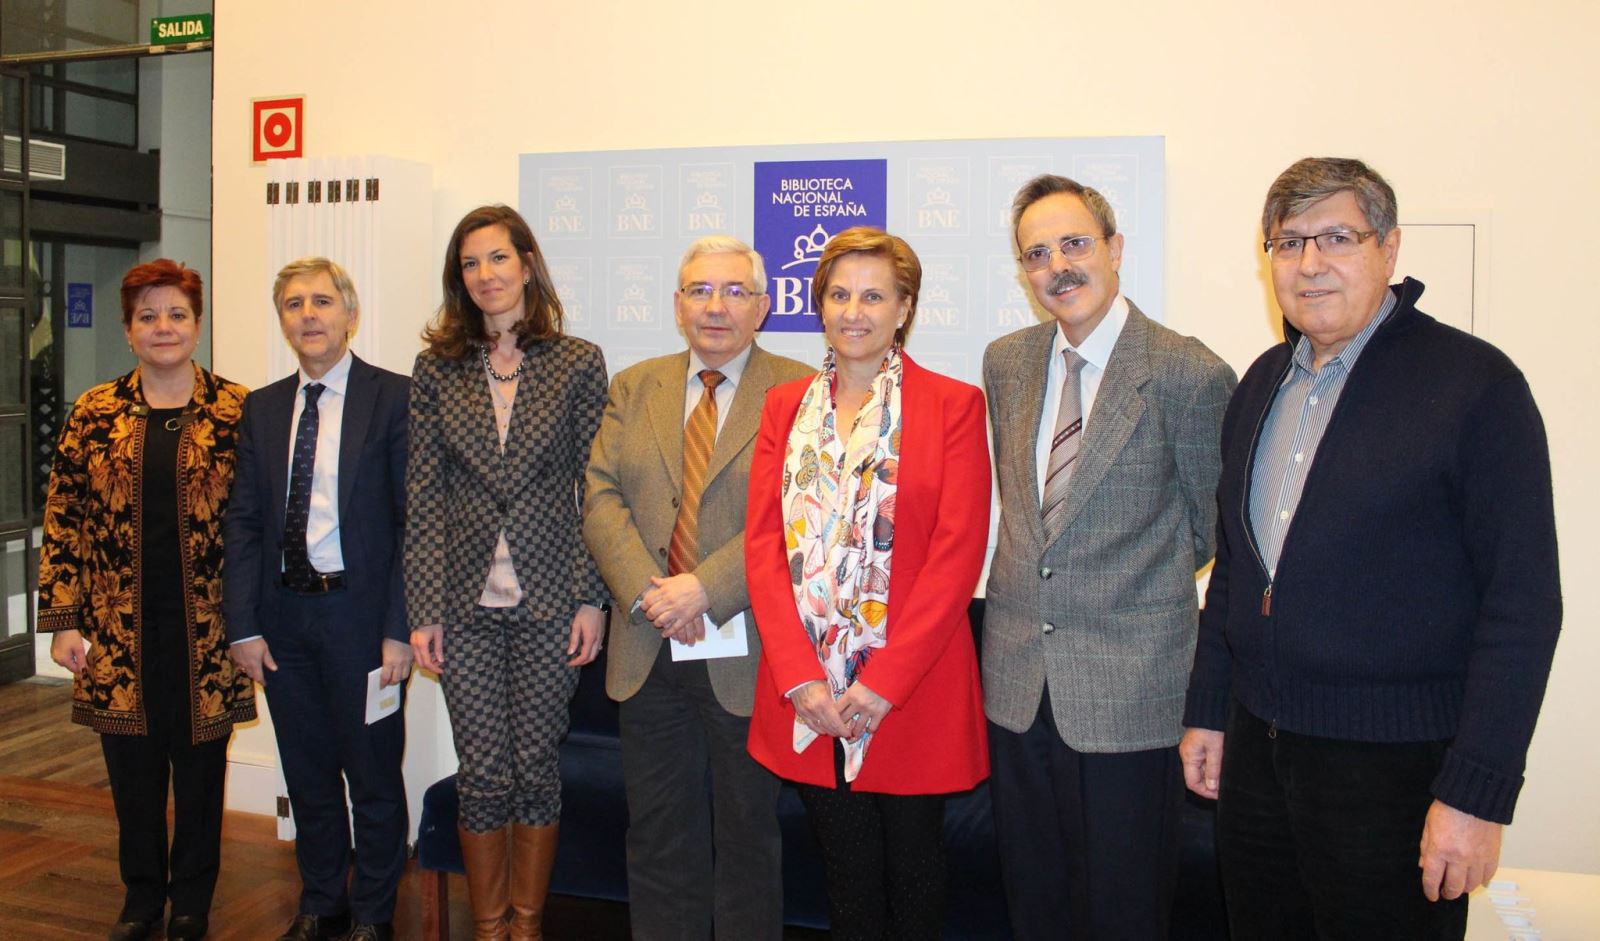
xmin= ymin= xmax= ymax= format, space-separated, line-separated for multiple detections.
xmin=1290 ymin=289 xmax=1397 ymax=378
xmin=1036 ymin=295 xmax=1130 ymax=500
xmin=687 ymin=343 xmax=753 ymax=394
xmin=298 ymin=347 xmax=353 ymax=398
xmin=685 ymin=343 xmax=752 ymax=434
xmin=1052 ymin=293 xmax=1129 ymax=372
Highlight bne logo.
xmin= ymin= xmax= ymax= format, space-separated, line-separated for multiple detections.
xmin=547 ymin=196 xmax=583 ymax=235
xmin=614 ymin=283 xmax=654 ymax=324
xmin=686 ymin=210 xmax=726 ymax=231
xmin=770 ymin=225 xmax=831 ymax=318
xmin=992 ymin=272 xmax=1037 ymax=329
xmin=558 ymin=289 xmax=585 ymax=323
xmin=994 ymin=295 xmax=1037 ymax=328
xmin=616 ymin=192 xmax=653 ymax=233
xmin=687 ymin=191 xmax=725 ymax=232
xmin=917 ymin=188 xmax=960 ymax=230
xmin=917 ymin=283 xmax=960 ymax=328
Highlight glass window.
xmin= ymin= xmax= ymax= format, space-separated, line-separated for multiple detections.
xmin=0 ymin=189 xmax=22 ymax=289
xmin=61 ymin=88 xmax=135 ymax=146
xmin=0 ymin=534 xmax=29 ymax=640
xmin=0 ymin=306 xmax=22 ymax=406
xmin=0 ymin=418 xmax=26 ymax=525
xmin=59 ymin=59 xmax=138 ymax=94
xmin=1 ymin=72 xmax=20 ymax=137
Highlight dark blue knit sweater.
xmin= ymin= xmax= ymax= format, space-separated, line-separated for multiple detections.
xmin=1183 ymin=278 xmax=1561 ymax=824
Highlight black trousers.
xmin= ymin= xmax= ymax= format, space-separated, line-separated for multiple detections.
xmin=618 ymin=644 xmax=783 ymax=941
xmin=99 ymin=713 xmax=228 ymax=922
xmin=796 ymin=745 xmax=947 ymax=941
xmin=264 ymin=588 xmax=408 ymax=925
xmin=1216 ymin=700 xmax=1468 ymax=940
xmin=988 ymin=692 xmax=1183 ymax=941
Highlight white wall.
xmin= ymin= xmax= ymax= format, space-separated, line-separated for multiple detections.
xmin=210 ymin=0 xmax=1600 ymax=873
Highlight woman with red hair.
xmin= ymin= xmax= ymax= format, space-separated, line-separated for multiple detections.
xmin=38 ymin=259 xmax=255 ymax=941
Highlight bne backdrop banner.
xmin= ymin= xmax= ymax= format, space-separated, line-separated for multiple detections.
xmin=518 ymin=136 xmax=1165 ymax=387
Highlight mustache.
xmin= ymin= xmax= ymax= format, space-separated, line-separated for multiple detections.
xmin=1047 ymin=269 xmax=1089 ymax=293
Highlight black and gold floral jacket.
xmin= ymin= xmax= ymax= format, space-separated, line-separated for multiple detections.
xmin=37 ymin=364 xmax=257 ymax=742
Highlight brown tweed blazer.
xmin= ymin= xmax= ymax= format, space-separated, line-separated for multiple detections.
xmin=582 ymin=344 xmax=812 ymax=716
xmin=406 ymin=334 xmax=610 ymax=628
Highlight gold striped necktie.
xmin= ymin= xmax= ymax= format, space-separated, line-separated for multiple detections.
xmin=668 ymin=369 xmax=726 ymax=575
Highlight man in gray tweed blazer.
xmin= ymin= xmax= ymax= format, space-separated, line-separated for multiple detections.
xmin=583 ymin=236 xmax=811 ymax=941
xmin=982 ymin=175 xmax=1236 ymax=940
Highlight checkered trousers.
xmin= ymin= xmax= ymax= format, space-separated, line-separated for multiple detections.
xmin=440 ymin=605 xmax=579 ymax=832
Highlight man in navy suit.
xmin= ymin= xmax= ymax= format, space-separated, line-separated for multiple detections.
xmin=225 ymin=257 xmax=411 ymax=941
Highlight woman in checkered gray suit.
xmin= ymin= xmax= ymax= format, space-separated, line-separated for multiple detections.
xmin=406 ymin=205 xmax=609 ymax=941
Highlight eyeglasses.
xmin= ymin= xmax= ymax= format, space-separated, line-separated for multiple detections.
xmin=1263 ymin=230 xmax=1378 ymax=259
xmin=679 ymin=283 xmax=761 ymax=308
xmin=1018 ymin=236 xmax=1105 ymax=272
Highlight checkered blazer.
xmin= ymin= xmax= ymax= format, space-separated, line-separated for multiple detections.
xmin=405 ymin=334 xmax=610 ymax=628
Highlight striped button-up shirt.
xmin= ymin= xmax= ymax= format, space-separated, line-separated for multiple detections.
xmin=1249 ymin=292 xmax=1396 ymax=577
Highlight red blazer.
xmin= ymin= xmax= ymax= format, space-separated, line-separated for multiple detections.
xmin=745 ymin=353 xmax=991 ymax=794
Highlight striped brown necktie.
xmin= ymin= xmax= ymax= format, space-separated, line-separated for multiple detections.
xmin=668 ymin=369 xmax=726 ymax=575
xmin=1041 ymin=349 xmax=1086 ymax=542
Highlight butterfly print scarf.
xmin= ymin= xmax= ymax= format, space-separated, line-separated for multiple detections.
xmin=781 ymin=346 xmax=902 ymax=781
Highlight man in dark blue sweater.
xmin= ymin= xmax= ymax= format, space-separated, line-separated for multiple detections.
xmin=1180 ymin=157 xmax=1561 ymax=939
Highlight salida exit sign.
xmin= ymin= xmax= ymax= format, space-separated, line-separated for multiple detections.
xmin=150 ymin=14 xmax=212 ymax=45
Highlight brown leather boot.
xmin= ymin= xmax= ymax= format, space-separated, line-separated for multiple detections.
xmin=457 ymin=826 xmax=511 ymax=941
xmin=508 ymin=823 xmax=559 ymax=941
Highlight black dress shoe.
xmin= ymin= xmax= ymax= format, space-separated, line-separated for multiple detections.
xmin=277 ymin=912 xmax=352 ymax=941
xmin=108 ymin=919 xmax=156 ymax=941
xmin=167 ymin=913 xmax=209 ymax=939
xmin=347 ymin=924 xmax=394 ymax=941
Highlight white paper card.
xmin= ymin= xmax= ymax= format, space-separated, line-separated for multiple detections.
xmin=670 ymin=611 xmax=749 ymax=662
xmin=365 ymin=667 xmax=400 ymax=725
xmin=793 ymin=718 xmax=819 ymax=753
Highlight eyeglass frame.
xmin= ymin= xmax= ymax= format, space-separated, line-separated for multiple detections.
xmin=677 ymin=282 xmax=764 ymax=307
xmin=1016 ymin=235 xmax=1108 ymax=272
xmin=1262 ymin=229 xmax=1380 ymax=258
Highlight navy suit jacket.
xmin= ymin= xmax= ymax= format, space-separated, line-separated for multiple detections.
xmin=224 ymin=354 xmax=410 ymax=644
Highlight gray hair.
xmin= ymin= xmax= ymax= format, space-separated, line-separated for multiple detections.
xmin=1262 ymin=157 xmax=1398 ymax=239
xmin=677 ymin=235 xmax=768 ymax=294
xmin=273 ymin=256 xmax=360 ymax=315
xmin=1010 ymin=174 xmax=1118 ymax=243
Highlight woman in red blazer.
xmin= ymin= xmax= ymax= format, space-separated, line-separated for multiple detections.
xmin=745 ymin=227 xmax=990 ymax=939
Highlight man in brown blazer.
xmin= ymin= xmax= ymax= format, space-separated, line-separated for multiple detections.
xmin=583 ymin=235 xmax=812 ymax=941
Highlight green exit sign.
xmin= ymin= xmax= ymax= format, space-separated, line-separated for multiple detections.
xmin=150 ymin=14 xmax=212 ymax=45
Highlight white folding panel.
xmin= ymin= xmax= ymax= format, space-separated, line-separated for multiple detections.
xmin=263 ymin=155 xmax=434 ymax=379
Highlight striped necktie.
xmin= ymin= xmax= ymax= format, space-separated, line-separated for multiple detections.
xmin=1041 ymin=350 xmax=1086 ymax=542
xmin=667 ymin=370 xmax=725 ymax=575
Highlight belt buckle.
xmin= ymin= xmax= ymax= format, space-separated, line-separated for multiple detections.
xmin=284 ymin=570 xmax=339 ymax=594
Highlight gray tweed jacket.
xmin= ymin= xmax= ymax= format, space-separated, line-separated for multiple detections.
xmin=982 ymin=303 xmax=1236 ymax=751
xmin=405 ymin=335 xmax=610 ymax=628
xmin=582 ymin=344 xmax=812 ymax=716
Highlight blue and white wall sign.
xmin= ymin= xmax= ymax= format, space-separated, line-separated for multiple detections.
xmin=753 ymin=159 xmax=887 ymax=332
xmin=520 ymin=137 xmax=1164 ymax=385
xmin=67 ymin=283 xmax=93 ymax=328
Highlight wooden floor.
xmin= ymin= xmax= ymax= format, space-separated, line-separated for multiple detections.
xmin=0 ymin=677 xmax=638 ymax=940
